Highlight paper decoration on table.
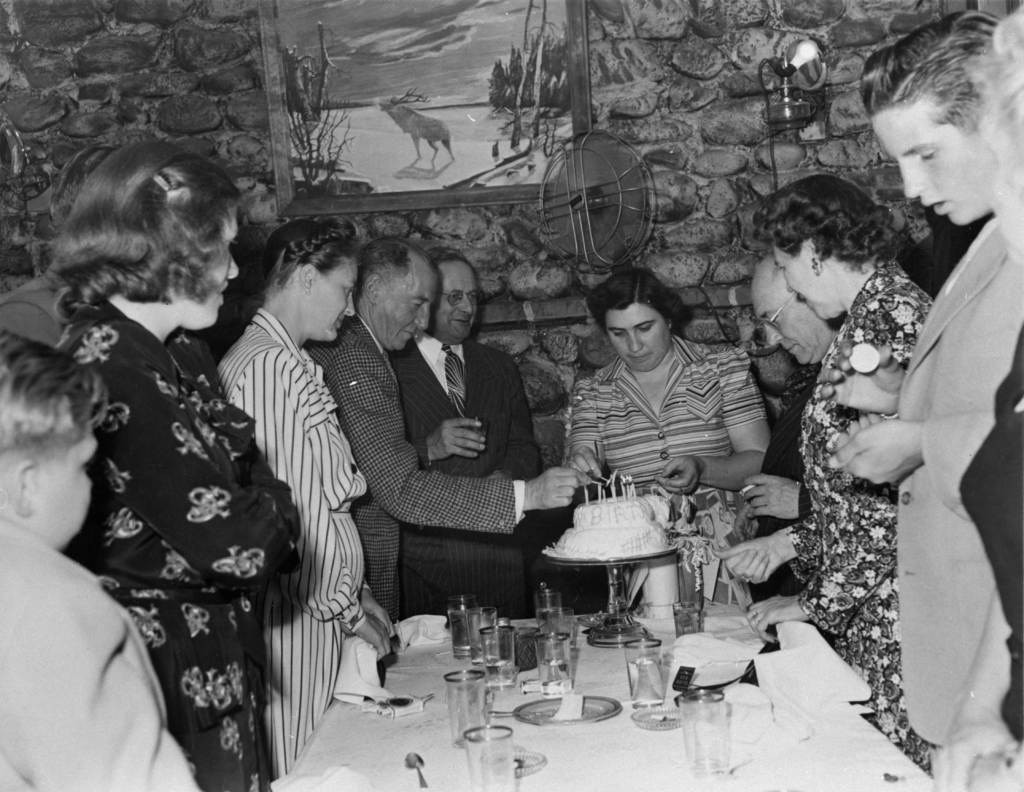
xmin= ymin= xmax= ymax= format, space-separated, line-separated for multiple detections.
xmin=753 ymin=621 xmax=871 ymax=731
xmin=334 ymin=636 xmax=393 ymax=704
xmin=271 ymin=766 xmax=377 ymax=792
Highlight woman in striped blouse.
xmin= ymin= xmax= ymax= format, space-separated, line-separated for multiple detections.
xmin=567 ymin=268 xmax=771 ymax=559
xmin=219 ymin=218 xmax=391 ymax=777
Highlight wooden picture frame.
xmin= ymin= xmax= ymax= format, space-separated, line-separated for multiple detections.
xmin=258 ymin=0 xmax=591 ymax=216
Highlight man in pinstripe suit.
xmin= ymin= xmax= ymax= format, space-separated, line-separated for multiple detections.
xmin=308 ymin=238 xmax=587 ymax=618
xmin=392 ymin=249 xmax=541 ymax=619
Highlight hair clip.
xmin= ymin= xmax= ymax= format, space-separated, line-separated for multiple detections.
xmin=152 ymin=172 xmax=172 ymax=192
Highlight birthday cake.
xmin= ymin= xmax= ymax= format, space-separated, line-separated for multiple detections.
xmin=545 ymin=477 xmax=671 ymax=560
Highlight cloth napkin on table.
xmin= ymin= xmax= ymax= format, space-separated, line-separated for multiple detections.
xmin=271 ymin=766 xmax=376 ymax=791
xmin=334 ymin=636 xmax=393 ymax=704
xmin=670 ymin=632 xmax=764 ymax=688
xmin=396 ymin=614 xmax=448 ymax=652
xmin=753 ymin=621 xmax=872 ymax=732
xmin=725 ymin=681 xmax=811 ymax=762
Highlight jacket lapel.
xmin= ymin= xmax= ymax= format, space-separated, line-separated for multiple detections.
xmin=906 ymin=222 xmax=1007 ymax=379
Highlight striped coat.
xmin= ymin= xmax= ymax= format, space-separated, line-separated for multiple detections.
xmin=308 ymin=316 xmax=517 ymax=618
xmin=219 ymin=310 xmax=368 ymax=777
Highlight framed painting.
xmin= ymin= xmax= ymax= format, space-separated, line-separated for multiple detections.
xmin=258 ymin=0 xmax=591 ymax=215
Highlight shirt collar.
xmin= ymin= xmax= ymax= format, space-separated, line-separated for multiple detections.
xmin=356 ymin=313 xmax=385 ymax=355
xmin=416 ymin=332 xmax=461 ymax=363
xmin=252 ymin=308 xmax=304 ymax=359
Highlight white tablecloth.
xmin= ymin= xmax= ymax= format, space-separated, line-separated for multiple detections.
xmin=283 ymin=605 xmax=932 ymax=791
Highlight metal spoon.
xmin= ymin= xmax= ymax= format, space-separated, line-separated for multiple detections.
xmin=405 ymin=752 xmax=428 ymax=788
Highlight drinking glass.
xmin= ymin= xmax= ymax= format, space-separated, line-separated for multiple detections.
xmin=624 ymin=638 xmax=665 ymax=708
xmin=448 ymin=594 xmax=479 ymax=660
xmin=464 ymin=725 xmax=516 ymax=792
xmin=678 ymin=689 xmax=731 ymax=775
xmin=444 ymin=669 xmax=488 ymax=747
xmin=468 ymin=606 xmax=497 ymax=665
xmin=480 ymin=625 xmax=518 ymax=690
xmin=673 ymin=602 xmax=705 ymax=636
xmin=534 ymin=586 xmax=562 ymax=628
xmin=536 ymin=632 xmax=573 ymax=698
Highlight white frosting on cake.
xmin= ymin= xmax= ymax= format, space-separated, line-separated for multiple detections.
xmin=545 ymin=494 xmax=671 ymax=560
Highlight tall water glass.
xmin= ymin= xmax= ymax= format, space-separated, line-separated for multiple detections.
xmin=464 ymin=725 xmax=516 ymax=792
xmin=624 ymin=638 xmax=665 ymax=708
xmin=448 ymin=594 xmax=479 ymax=660
xmin=678 ymin=689 xmax=731 ymax=775
xmin=536 ymin=632 xmax=573 ymax=698
xmin=534 ymin=586 xmax=562 ymax=628
xmin=468 ymin=606 xmax=497 ymax=665
xmin=444 ymin=669 xmax=488 ymax=747
xmin=481 ymin=625 xmax=518 ymax=690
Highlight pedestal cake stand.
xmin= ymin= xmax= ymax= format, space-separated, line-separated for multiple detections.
xmin=547 ymin=547 xmax=675 ymax=647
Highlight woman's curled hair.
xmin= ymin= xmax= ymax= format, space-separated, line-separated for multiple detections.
xmin=753 ymin=174 xmax=899 ymax=269
xmin=586 ymin=267 xmax=688 ymax=333
xmin=50 ymin=141 xmax=241 ymax=308
xmin=259 ymin=217 xmax=360 ymax=299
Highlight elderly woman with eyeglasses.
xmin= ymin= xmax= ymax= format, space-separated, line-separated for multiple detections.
xmin=722 ymin=174 xmax=933 ymax=768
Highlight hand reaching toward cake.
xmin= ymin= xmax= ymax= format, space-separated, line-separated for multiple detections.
xmin=524 ymin=467 xmax=590 ymax=511
xmin=656 ymin=455 xmax=704 ymax=494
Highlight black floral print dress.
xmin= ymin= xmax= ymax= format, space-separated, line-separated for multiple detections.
xmin=63 ymin=302 xmax=298 ymax=792
xmin=787 ymin=263 xmax=934 ymax=770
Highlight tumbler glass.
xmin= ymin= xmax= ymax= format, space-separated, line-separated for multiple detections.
xmin=468 ymin=606 xmax=497 ymax=665
xmin=444 ymin=668 xmax=488 ymax=747
xmin=534 ymin=586 xmax=562 ymax=628
xmin=536 ymin=632 xmax=573 ymax=698
xmin=624 ymin=638 xmax=666 ymax=708
xmin=448 ymin=594 xmax=479 ymax=660
xmin=673 ymin=602 xmax=705 ymax=637
xmin=678 ymin=689 xmax=731 ymax=775
xmin=480 ymin=625 xmax=518 ymax=690
xmin=464 ymin=725 xmax=516 ymax=792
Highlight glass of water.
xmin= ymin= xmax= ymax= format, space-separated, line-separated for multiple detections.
xmin=464 ymin=725 xmax=516 ymax=792
xmin=480 ymin=625 xmax=518 ymax=690
xmin=623 ymin=637 xmax=665 ymax=708
xmin=448 ymin=594 xmax=479 ymax=660
xmin=468 ymin=606 xmax=497 ymax=665
xmin=536 ymin=631 xmax=572 ymax=698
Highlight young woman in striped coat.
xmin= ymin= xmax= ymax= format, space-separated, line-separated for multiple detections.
xmin=219 ymin=219 xmax=391 ymax=777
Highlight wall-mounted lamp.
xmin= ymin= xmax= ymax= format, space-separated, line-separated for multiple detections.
xmin=759 ymin=40 xmax=828 ymax=190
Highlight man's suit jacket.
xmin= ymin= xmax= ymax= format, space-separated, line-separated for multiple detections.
xmin=896 ymin=221 xmax=1024 ymax=743
xmin=392 ymin=338 xmax=541 ymax=616
xmin=307 ymin=316 xmax=518 ymax=618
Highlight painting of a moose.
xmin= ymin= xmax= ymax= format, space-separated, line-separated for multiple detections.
xmin=381 ymin=89 xmax=454 ymax=169
xmin=261 ymin=0 xmax=579 ymax=212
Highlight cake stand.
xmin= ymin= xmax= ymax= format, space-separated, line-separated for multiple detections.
xmin=547 ymin=548 xmax=676 ymax=647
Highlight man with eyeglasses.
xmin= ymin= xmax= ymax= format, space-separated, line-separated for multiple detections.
xmin=717 ymin=254 xmax=838 ymax=601
xmin=391 ymin=248 xmax=541 ymax=618
xmin=309 ymin=238 xmax=587 ymax=619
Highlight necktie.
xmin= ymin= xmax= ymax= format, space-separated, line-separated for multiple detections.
xmin=442 ymin=344 xmax=466 ymax=416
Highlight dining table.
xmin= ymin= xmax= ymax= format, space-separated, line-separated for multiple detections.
xmin=282 ymin=604 xmax=933 ymax=792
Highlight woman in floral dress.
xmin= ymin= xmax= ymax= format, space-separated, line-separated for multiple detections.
xmin=219 ymin=218 xmax=392 ymax=776
xmin=744 ymin=175 xmax=934 ymax=768
xmin=52 ymin=142 xmax=298 ymax=792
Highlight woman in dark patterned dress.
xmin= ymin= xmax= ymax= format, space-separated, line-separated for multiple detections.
xmin=51 ymin=141 xmax=299 ymax=792
xmin=738 ymin=175 xmax=934 ymax=769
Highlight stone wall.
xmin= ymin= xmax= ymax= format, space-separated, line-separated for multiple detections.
xmin=0 ymin=0 xmax=940 ymax=466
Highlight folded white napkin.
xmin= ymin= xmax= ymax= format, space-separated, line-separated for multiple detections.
xmin=334 ymin=636 xmax=392 ymax=704
xmin=271 ymin=766 xmax=376 ymax=791
xmin=753 ymin=622 xmax=871 ymax=726
xmin=396 ymin=614 xmax=448 ymax=650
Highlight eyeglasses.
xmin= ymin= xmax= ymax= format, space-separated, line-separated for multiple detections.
xmin=751 ymin=292 xmax=794 ymax=348
xmin=440 ymin=290 xmax=481 ymax=306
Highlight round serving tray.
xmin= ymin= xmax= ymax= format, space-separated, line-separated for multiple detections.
xmin=543 ymin=547 xmax=676 ymax=566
